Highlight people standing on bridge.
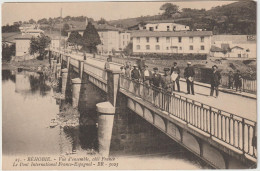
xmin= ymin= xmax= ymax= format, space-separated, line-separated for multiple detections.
xmin=138 ymin=56 xmax=146 ymax=79
xmin=131 ymin=64 xmax=141 ymax=97
xmin=228 ymin=71 xmax=234 ymax=89
xmin=143 ymin=65 xmax=152 ymax=98
xmin=151 ymin=67 xmax=162 ymax=107
xmin=104 ymin=58 xmax=110 ymax=70
xmin=184 ymin=62 xmax=195 ymax=95
xmin=210 ymin=65 xmax=221 ymax=98
xmin=234 ymin=70 xmax=242 ymax=92
xmin=161 ymin=68 xmax=172 ymax=111
xmin=171 ymin=62 xmax=180 ymax=92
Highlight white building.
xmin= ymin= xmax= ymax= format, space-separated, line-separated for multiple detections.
xmin=67 ymin=21 xmax=130 ymax=54
xmin=15 ymin=34 xmax=33 ymax=56
xmin=21 ymin=29 xmax=44 ymax=37
xmin=139 ymin=20 xmax=190 ymax=32
xmin=210 ymin=35 xmax=256 ymax=58
xmin=132 ymin=30 xmax=212 ymax=54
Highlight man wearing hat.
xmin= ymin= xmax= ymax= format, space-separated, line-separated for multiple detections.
xmin=171 ymin=62 xmax=181 ymax=92
xmin=151 ymin=67 xmax=162 ymax=107
xmin=142 ymin=65 xmax=152 ymax=97
xmin=184 ymin=62 xmax=195 ymax=95
xmin=131 ymin=64 xmax=141 ymax=96
xmin=210 ymin=65 xmax=221 ymax=97
xmin=161 ymin=68 xmax=172 ymax=111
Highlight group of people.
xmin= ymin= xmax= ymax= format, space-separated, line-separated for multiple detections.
xmin=228 ymin=70 xmax=243 ymax=92
xmin=119 ymin=61 xmax=198 ymax=96
xmin=115 ymin=59 xmax=244 ymax=99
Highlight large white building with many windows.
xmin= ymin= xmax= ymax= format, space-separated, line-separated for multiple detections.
xmin=139 ymin=20 xmax=190 ymax=32
xmin=132 ymin=31 xmax=212 ymax=54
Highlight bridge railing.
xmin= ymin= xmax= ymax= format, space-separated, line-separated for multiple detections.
xmin=119 ymin=75 xmax=257 ymax=160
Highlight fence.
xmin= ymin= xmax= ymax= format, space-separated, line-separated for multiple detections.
xmin=221 ymin=75 xmax=257 ymax=94
xmin=119 ymin=75 xmax=257 ymax=159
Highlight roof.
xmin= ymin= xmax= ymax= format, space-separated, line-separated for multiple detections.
xmin=131 ymin=30 xmax=213 ymax=37
xmin=210 ymin=45 xmax=224 ymax=52
xmin=221 ymin=43 xmax=230 ymax=51
xmin=212 ymin=35 xmax=256 ymax=44
xmin=68 ymin=23 xmax=123 ymax=32
xmin=2 ymin=32 xmax=21 ymax=43
xmin=231 ymin=46 xmax=244 ymax=50
xmin=144 ymin=20 xmax=175 ymax=24
xmin=15 ymin=34 xmax=34 ymax=40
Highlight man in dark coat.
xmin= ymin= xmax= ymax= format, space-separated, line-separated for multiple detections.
xmin=151 ymin=67 xmax=162 ymax=107
xmin=228 ymin=71 xmax=234 ymax=89
xmin=234 ymin=70 xmax=242 ymax=92
xmin=184 ymin=62 xmax=195 ymax=95
xmin=131 ymin=64 xmax=141 ymax=97
xmin=161 ymin=68 xmax=172 ymax=111
xmin=210 ymin=65 xmax=221 ymax=97
xmin=171 ymin=62 xmax=181 ymax=92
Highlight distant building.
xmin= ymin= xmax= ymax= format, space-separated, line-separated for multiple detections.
xmin=210 ymin=35 xmax=256 ymax=58
xmin=132 ymin=30 xmax=212 ymax=54
xmin=50 ymin=36 xmax=61 ymax=50
xmin=67 ymin=19 xmax=130 ymax=54
xmin=139 ymin=20 xmax=190 ymax=32
xmin=15 ymin=34 xmax=33 ymax=56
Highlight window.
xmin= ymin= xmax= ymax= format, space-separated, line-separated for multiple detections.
xmin=155 ymin=26 xmax=158 ymax=29
xmin=123 ymin=41 xmax=125 ymax=46
xmin=146 ymin=37 xmax=149 ymax=43
xmin=201 ymin=36 xmax=204 ymax=42
xmin=189 ymin=45 xmax=193 ymax=50
xmin=155 ymin=45 xmax=160 ymax=50
xmin=166 ymin=47 xmax=169 ymax=50
xmin=178 ymin=37 xmax=182 ymax=43
xmin=123 ymin=35 xmax=125 ymax=39
xmin=136 ymin=45 xmax=140 ymax=50
xmin=167 ymin=26 xmax=170 ymax=31
xmin=189 ymin=37 xmax=193 ymax=43
xmin=127 ymin=35 xmax=129 ymax=39
xmin=137 ymin=37 xmax=140 ymax=43
xmin=179 ymin=46 xmax=182 ymax=50
xmin=146 ymin=45 xmax=150 ymax=50
xmin=156 ymin=37 xmax=159 ymax=43
xmin=201 ymin=45 xmax=205 ymax=50
xmin=149 ymin=27 xmax=154 ymax=31
xmin=166 ymin=37 xmax=170 ymax=43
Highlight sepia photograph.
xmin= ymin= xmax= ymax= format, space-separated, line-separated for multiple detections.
xmin=1 ymin=0 xmax=257 ymax=170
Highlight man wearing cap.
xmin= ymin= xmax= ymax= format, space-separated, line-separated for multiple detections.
xmin=184 ymin=62 xmax=195 ymax=95
xmin=151 ymin=67 xmax=162 ymax=107
xmin=143 ymin=65 xmax=152 ymax=97
xmin=131 ymin=64 xmax=141 ymax=96
xmin=210 ymin=65 xmax=221 ymax=97
xmin=161 ymin=68 xmax=172 ymax=111
xmin=171 ymin=62 xmax=181 ymax=92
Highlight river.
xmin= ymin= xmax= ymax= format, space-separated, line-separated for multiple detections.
xmin=2 ymin=69 xmax=211 ymax=169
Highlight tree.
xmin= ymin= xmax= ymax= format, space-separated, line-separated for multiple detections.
xmin=160 ymin=3 xmax=179 ymax=18
xmin=29 ymin=33 xmax=51 ymax=60
xmin=61 ymin=23 xmax=70 ymax=36
xmin=2 ymin=44 xmax=15 ymax=62
xmin=81 ymin=22 xmax=101 ymax=53
xmin=97 ymin=18 xmax=107 ymax=24
xmin=29 ymin=19 xmax=36 ymax=24
xmin=67 ymin=31 xmax=82 ymax=52
xmin=123 ymin=42 xmax=133 ymax=56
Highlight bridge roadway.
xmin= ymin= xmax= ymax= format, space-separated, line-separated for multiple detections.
xmin=51 ymin=49 xmax=257 ymax=168
xmin=64 ymin=51 xmax=257 ymax=122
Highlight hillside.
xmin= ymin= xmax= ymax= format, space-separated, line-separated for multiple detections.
xmin=108 ymin=1 xmax=256 ymax=35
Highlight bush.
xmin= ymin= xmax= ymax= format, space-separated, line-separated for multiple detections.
xmin=2 ymin=44 xmax=15 ymax=62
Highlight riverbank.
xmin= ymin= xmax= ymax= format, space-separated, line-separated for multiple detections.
xmin=2 ymin=58 xmax=50 ymax=72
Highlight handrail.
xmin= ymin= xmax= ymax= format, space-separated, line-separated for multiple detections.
xmin=119 ymin=75 xmax=257 ymax=159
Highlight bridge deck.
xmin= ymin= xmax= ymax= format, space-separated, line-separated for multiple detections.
xmin=59 ymin=51 xmax=256 ymax=121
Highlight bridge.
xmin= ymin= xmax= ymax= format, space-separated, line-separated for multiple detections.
xmin=49 ymin=48 xmax=257 ymax=169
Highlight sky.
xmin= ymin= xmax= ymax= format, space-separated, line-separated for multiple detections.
xmin=2 ymin=1 xmax=236 ymax=26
